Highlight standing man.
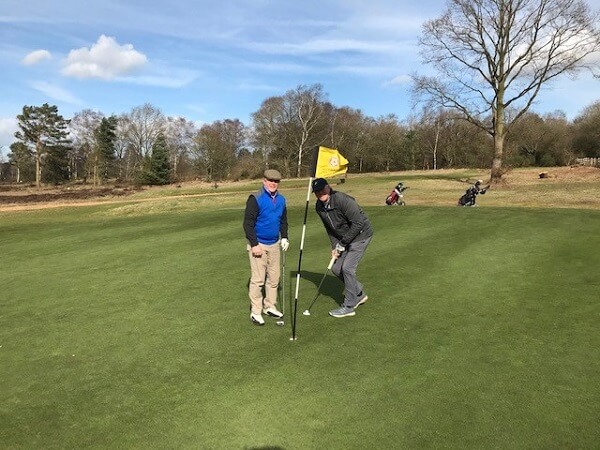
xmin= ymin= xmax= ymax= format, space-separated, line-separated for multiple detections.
xmin=243 ymin=169 xmax=289 ymax=326
xmin=312 ymin=178 xmax=373 ymax=318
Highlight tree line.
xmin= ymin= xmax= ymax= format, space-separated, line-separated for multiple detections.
xmin=3 ymin=0 xmax=599 ymax=186
xmin=2 ymin=87 xmax=599 ymax=186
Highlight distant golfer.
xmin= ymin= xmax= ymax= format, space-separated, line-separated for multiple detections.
xmin=243 ymin=169 xmax=289 ymax=326
xmin=312 ymin=178 xmax=373 ymax=318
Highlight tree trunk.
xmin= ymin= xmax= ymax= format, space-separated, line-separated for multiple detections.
xmin=433 ymin=121 xmax=440 ymax=170
xmin=296 ymin=144 xmax=303 ymax=178
xmin=490 ymin=132 xmax=505 ymax=182
xmin=491 ymin=96 xmax=506 ymax=183
xmin=35 ymin=140 xmax=42 ymax=188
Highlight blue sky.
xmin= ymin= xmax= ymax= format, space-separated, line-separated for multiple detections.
xmin=1 ymin=0 xmax=600 ymax=153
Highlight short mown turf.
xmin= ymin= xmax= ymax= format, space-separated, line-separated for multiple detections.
xmin=1 ymin=204 xmax=598 ymax=448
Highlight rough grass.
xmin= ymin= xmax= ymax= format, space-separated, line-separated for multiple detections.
xmin=2 ymin=166 xmax=599 ymax=213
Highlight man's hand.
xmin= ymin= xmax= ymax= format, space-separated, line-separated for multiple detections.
xmin=280 ymin=238 xmax=290 ymax=252
xmin=333 ymin=243 xmax=345 ymax=258
xmin=251 ymin=245 xmax=263 ymax=257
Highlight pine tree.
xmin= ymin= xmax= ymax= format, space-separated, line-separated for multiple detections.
xmin=93 ymin=116 xmax=118 ymax=185
xmin=43 ymin=144 xmax=70 ymax=184
xmin=139 ymin=132 xmax=171 ymax=185
xmin=14 ymin=103 xmax=71 ymax=187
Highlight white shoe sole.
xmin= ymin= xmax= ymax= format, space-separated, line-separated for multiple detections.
xmin=353 ymin=296 xmax=369 ymax=309
xmin=329 ymin=311 xmax=356 ymax=318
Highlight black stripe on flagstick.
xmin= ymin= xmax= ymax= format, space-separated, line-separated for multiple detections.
xmin=310 ymin=145 xmax=320 ymax=178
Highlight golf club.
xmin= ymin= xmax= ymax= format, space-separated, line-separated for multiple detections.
xmin=303 ymin=256 xmax=336 ymax=316
xmin=277 ymin=251 xmax=286 ymax=326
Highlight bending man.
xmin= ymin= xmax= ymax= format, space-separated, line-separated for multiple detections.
xmin=312 ymin=178 xmax=373 ymax=318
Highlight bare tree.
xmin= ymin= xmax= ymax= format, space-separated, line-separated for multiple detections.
xmin=113 ymin=116 xmax=130 ymax=181
xmin=413 ymin=0 xmax=600 ymax=182
xmin=251 ymin=84 xmax=328 ymax=178
xmin=504 ymin=111 xmax=572 ymax=166
xmin=164 ymin=116 xmax=196 ymax=180
xmin=288 ymin=84 xmax=327 ymax=177
xmin=326 ymin=106 xmax=371 ymax=172
xmin=572 ymin=99 xmax=600 ymax=162
xmin=69 ymin=109 xmax=104 ymax=181
xmin=121 ymin=104 xmax=165 ymax=178
xmin=415 ymin=107 xmax=450 ymax=170
xmin=369 ymin=115 xmax=406 ymax=172
xmin=251 ymin=96 xmax=287 ymax=172
xmin=193 ymin=119 xmax=246 ymax=181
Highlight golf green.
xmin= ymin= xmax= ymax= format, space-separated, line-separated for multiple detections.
xmin=1 ymin=204 xmax=598 ymax=448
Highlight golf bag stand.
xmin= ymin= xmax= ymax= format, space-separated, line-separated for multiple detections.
xmin=457 ymin=181 xmax=489 ymax=207
xmin=385 ymin=182 xmax=408 ymax=206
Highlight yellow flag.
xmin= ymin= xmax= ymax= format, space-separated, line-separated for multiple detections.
xmin=314 ymin=146 xmax=349 ymax=178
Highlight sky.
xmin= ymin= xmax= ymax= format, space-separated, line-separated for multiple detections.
xmin=1 ymin=0 xmax=600 ymax=154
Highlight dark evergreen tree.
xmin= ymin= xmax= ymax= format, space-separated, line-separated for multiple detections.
xmin=93 ymin=115 xmax=118 ymax=183
xmin=43 ymin=144 xmax=70 ymax=184
xmin=138 ymin=132 xmax=171 ymax=185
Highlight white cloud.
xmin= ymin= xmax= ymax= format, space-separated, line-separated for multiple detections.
xmin=122 ymin=75 xmax=191 ymax=88
xmin=61 ymin=35 xmax=147 ymax=80
xmin=122 ymin=65 xmax=198 ymax=88
xmin=22 ymin=49 xmax=52 ymax=66
xmin=246 ymin=38 xmax=397 ymax=56
xmin=0 ymin=117 xmax=18 ymax=150
xmin=30 ymin=81 xmax=82 ymax=105
xmin=385 ymin=74 xmax=412 ymax=86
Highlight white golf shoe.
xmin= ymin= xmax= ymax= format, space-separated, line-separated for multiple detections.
xmin=263 ymin=307 xmax=284 ymax=319
xmin=251 ymin=313 xmax=265 ymax=326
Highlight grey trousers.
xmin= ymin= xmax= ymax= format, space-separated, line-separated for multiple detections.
xmin=331 ymin=236 xmax=372 ymax=308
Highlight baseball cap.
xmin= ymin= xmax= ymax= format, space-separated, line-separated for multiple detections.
xmin=311 ymin=178 xmax=329 ymax=192
xmin=264 ymin=169 xmax=282 ymax=181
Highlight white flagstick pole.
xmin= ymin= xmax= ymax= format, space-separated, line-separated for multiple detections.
xmin=291 ymin=176 xmax=314 ymax=341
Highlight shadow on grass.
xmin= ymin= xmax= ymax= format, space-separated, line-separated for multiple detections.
xmin=245 ymin=446 xmax=285 ymax=450
xmin=294 ymin=270 xmax=343 ymax=306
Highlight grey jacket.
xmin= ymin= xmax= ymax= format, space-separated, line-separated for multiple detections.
xmin=315 ymin=189 xmax=373 ymax=247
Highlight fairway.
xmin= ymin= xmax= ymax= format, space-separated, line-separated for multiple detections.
xmin=1 ymin=200 xmax=599 ymax=448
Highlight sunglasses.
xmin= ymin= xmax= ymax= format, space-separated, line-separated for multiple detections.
xmin=266 ymin=178 xmax=280 ymax=183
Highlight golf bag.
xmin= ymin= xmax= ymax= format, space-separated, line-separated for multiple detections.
xmin=385 ymin=182 xmax=408 ymax=206
xmin=458 ymin=181 xmax=489 ymax=207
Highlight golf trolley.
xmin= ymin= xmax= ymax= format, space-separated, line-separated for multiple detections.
xmin=385 ymin=182 xmax=408 ymax=206
xmin=457 ymin=180 xmax=489 ymax=207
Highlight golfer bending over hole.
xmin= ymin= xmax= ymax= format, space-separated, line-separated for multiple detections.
xmin=312 ymin=178 xmax=373 ymax=318
xmin=243 ymin=169 xmax=289 ymax=326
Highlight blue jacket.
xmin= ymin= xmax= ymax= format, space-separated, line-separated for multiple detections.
xmin=243 ymin=187 xmax=288 ymax=246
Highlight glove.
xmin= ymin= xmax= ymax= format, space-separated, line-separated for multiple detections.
xmin=280 ymin=238 xmax=290 ymax=252
xmin=335 ymin=243 xmax=345 ymax=253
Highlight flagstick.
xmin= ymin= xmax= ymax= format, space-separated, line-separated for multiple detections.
xmin=291 ymin=176 xmax=314 ymax=341
xmin=290 ymin=145 xmax=348 ymax=341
